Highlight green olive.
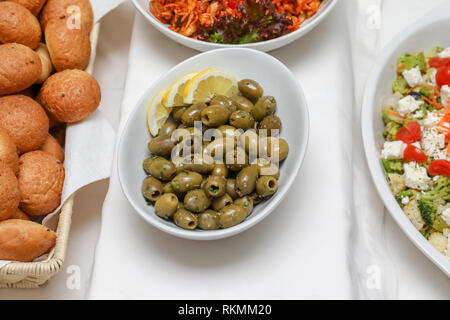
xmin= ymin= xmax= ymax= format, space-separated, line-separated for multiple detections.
xmin=225 ymin=148 xmax=248 ymax=172
xmin=234 ymin=196 xmax=254 ymax=217
xmin=203 ymin=175 xmax=226 ymax=198
xmin=238 ymin=129 xmax=259 ymax=154
xmin=198 ymin=210 xmax=220 ymax=230
xmin=168 ymin=171 xmax=203 ymax=193
xmin=251 ymin=158 xmax=280 ymax=179
xmin=258 ymin=115 xmax=282 ymax=136
xmin=174 ymin=208 xmax=198 ymax=230
xmin=229 ymin=110 xmax=255 ymax=130
xmin=142 ymin=156 xmax=156 ymax=175
xmin=180 ymin=154 xmax=215 ymax=174
xmin=142 ymin=176 xmax=164 ymax=202
xmin=159 ymin=123 xmax=177 ymax=137
xmin=146 ymin=156 xmax=176 ymax=181
xmin=184 ymin=189 xmax=211 ymax=213
xmin=264 ymin=137 xmax=289 ymax=162
xmin=201 ymin=105 xmax=231 ymax=127
xmin=173 ymin=106 xmax=188 ymax=122
xmin=256 ymin=176 xmax=278 ymax=197
xmin=211 ymin=163 xmax=228 ymax=178
xmin=231 ymin=94 xmax=254 ymax=114
xmin=253 ymin=96 xmax=276 ymax=121
xmin=210 ymin=95 xmax=237 ymax=113
xmin=212 ymin=193 xmax=233 ymax=211
xmin=225 ymin=179 xmax=239 ymax=199
xmin=238 ymin=79 xmax=263 ymax=100
xmin=218 ymin=204 xmax=247 ymax=229
xmin=155 ymin=193 xmax=178 ymax=219
xmin=181 ymin=103 xmax=207 ymax=126
xmin=217 ymin=125 xmax=242 ymax=141
xmin=249 ymin=191 xmax=264 ymax=205
xmin=148 ymin=135 xmax=175 ymax=157
xmin=236 ymin=165 xmax=259 ymax=196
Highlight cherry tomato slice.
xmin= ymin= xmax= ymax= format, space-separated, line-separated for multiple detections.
xmin=403 ymin=144 xmax=427 ymax=163
xmin=436 ymin=66 xmax=450 ymax=88
xmin=429 ymin=57 xmax=450 ymax=68
xmin=396 ymin=122 xmax=421 ymax=144
xmin=428 ymin=159 xmax=450 ymax=176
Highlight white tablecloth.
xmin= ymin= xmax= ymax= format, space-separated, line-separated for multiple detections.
xmin=88 ymin=0 xmax=450 ymax=299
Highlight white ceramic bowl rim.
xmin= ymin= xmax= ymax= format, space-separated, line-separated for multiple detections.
xmin=362 ymin=15 xmax=450 ymax=275
xmin=118 ymin=48 xmax=310 ymax=240
xmin=132 ymin=0 xmax=338 ymax=50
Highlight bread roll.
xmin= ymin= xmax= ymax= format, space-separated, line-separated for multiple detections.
xmin=40 ymin=0 xmax=93 ymax=33
xmin=0 ymin=1 xmax=41 ymax=49
xmin=0 ymin=43 xmax=41 ymax=95
xmin=35 ymin=43 xmax=54 ymax=84
xmin=38 ymin=70 xmax=101 ymax=123
xmin=39 ymin=134 xmax=64 ymax=162
xmin=1 ymin=0 xmax=47 ymax=15
xmin=0 ymin=95 xmax=49 ymax=153
xmin=18 ymin=150 xmax=64 ymax=216
xmin=45 ymin=18 xmax=91 ymax=71
xmin=0 ymin=163 xmax=20 ymax=221
xmin=0 ymin=128 xmax=18 ymax=174
xmin=10 ymin=208 xmax=29 ymax=221
xmin=0 ymin=219 xmax=56 ymax=262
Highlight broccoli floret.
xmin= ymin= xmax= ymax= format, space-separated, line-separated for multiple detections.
xmin=383 ymin=122 xmax=402 ymax=141
xmin=398 ymin=52 xmax=426 ymax=72
xmin=425 ymin=46 xmax=443 ymax=58
xmin=209 ymin=32 xmax=224 ymax=44
xmin=418 ymin=199 xmax=447 ymax=231
xmin=420 ymin=176 xmax=450 ymax=201
xmin=393 ymin=76 xmax=409 ymax=95
xmin=395 ymin=189 xmax=417 ymax=204
xmin=381 ymin=159 xmax=404 ymax=174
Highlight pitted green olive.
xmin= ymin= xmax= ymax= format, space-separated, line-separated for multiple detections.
xmin=239 ymin=129 xmax=259 ymax=154
xmin=212 ymin=193 xmax=233 ymax=211
xmin=229 ymin=110 xmax=255 ymax=130
xmin=198 ymin=210 xmax=220 ymax=230
xmin=144 ymin=156 xmax=176 ymax=181
xmin=256 ymin=176 xmax=278 ymax=197
xmin=236 ymin=165 xmax=259 ymax=196
xmin=211 ymin=163 xmax=228 ymax=178
xmin=251 ymin=158 xmax=280 ymax=179
xmin=253 ymin=96 xmax=276 ymax=121
xmin=174 ymin=208 xmax=198 ymax=230
xmin=148 ymin=135 xmax=175 ymax=157
xmin=168 ymin=171 xmax=203 ymax=193
xmin=155 ymin=193 xmax=178 ymax=219
xmin=231 ymin=94 xmax=254 ymax=114
xmin=238 ymin=79 xmax=263 ymax=100
xmin=159 ymin=123 xmax=177 ymax=137
xmin=225 ymin=179 xmax=239 ymax=199
xmin=201 ymin=105 xmax=231 ymax=127
xmin=181 ymin=103 xmax=207 ymax=126
xmin=180 ymin=154 xmax=215 ymax=174
xmin=210 ymin=95 xmax=237 ymax=113
xmin=184 ymin=189 xmax=211 ymax=213
xmin=142 ymin=176 xmax=164 ymax=202
xmin=225 ymin=148 xmax=248 ymax=172
xmin=173 ymin=106 xmax=188 ymax=122
xmin=234 ymin=196 xmax=254 ymax=217
xmin=219 ymin=204 xmax=247 ymax=229
xmin=203 ymin=175 xmax=226 ymax=198
xmin=258 ymin=115 xmax=282 ymax=136
xmin=260 ymin=137 xmax=289 ymax=162
xmin=217 ymin=125 xmax=242 ymax=141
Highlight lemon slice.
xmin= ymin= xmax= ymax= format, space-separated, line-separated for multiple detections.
xmin=183 ymin=69 xmax=238 ymax=104
xmin=147 ymin=89 xmax=170 ymax=136
xmin=163 ymin=72 xmax=198 ymax=107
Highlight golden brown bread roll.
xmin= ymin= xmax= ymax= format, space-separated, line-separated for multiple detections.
xmin=0 ymin=219 xmax=56 ymax=262
xmin=38 ymin=70 xmax=101 ymax=123
xmin=0 ymin=127 xmax=18 ymax=174
xmin=39 ymin=134 xmax=64 ymax=163
xmin=1 ymin=0 xmax=47 ymax=15
xmin=18 ymin=150 xmax=65 ymax=216
xmin=35 ymin=43 xmax=54 ymax=84
xmin=0 ymin=43 xmax=41 ymax=95
xmin=0 ymin=163 xmax=20 ymax=221
xmin=40 ymin=0 xmax=93 ymax=33
xmin=0 ymin=95 xmax=49 ymax=153
xmin=45 ymin=18 xmax=91 ymax=71
xmin=0 ymin=1 xmax=41 ymax=49
xmin=9 ymin=208 xmax=29 ymax=220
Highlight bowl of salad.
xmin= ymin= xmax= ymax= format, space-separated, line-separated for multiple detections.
xmin=131 ymin=0 xmax=338 ymax=52
xmin=362 ymin=12 xmax=450 ymax=276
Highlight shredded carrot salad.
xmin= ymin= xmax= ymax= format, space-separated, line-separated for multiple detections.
xmin=150 ymin=0 xmax=324 ymax=42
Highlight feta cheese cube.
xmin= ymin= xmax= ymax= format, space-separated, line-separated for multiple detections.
xmin=397 ymin=95 xmax=423 ymax=116
xmin=403 ymin=162 xmax=431 ymax=191
xmin=402 ymin=66 xmax=424 ymax=87
xmin=438 ymin=47 xmax=450 ymax=58
xmin=381 ymin=141 xmax=406 ymax=160
xmin=442 ymin=208 xmax=450 ymax=226
xmin=401 ymin=196 xmax=410 ymax=205
xmin=441 ymin=85 xmax=450 ymax=107
xmin=421 ymin=127 xmax=446 ymax=159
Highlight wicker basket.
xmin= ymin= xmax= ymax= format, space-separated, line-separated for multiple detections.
xmin=0 ymin=22 xmax=101 ymax=289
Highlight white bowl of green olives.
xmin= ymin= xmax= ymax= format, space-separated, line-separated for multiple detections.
xmin=118 ymin=48 xmax=309 ymax=240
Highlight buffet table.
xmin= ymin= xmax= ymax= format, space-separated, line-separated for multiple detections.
xmin=2 ymin=0 xmax=449 ymax=300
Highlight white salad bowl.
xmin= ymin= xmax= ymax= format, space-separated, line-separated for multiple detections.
xmin=362 ymin=8 xmax=450 ymax=276
xmin=118 ymin=48 xmax=309 ymax=240
xmin=131 ymin=0 xmax=338 ymax=52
